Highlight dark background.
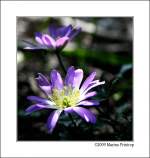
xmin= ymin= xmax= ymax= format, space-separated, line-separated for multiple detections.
xmin=17 ymin=17 xmax=133 ymax=141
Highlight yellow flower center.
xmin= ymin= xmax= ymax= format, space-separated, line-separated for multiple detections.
xmin=50 ymin=86 xmax=80 ymax=109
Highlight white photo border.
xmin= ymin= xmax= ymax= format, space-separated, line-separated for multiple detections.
xmin=1 ymin=1 xmax=149 ymax=157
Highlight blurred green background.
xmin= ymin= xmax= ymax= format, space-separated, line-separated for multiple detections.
xmin=17 ymin=17 xmax=133 ymax=141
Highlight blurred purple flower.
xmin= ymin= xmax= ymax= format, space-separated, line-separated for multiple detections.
xmin=25 ymin=66 xmax=105 ymax=133
xmin=24 ymin=24 xmax=81 ymax=51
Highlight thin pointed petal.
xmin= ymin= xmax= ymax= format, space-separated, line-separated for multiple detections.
xmin=79 ymin=91 xmax=97 ymax=101
xmin=36 ymin=73 xmax=49 ymax=85
xmin=23 ymin=40 xmax=43 ymax=50
xmin=42 ymin=34 xmax=56 ymax=48
xmin=64 ymin=107 xmax=73 ymax=113
xmin=57 ymin=25 xmax=72 ymax=37
xmin=65 ymin=66 xmax=75 ymax=87
xmin=49 ymin=25 xmax=57 ymax=38
xmin=27 ymin=96 xmax=57 ymax=109
xmin=64 ymin=25 xmax=73 ymax=36
xmin=56 ymin=37 xmax=69 ymax=47
xmin=68 ymin=27 xmax=81 ymax=40
xmin=72 ymin=69 xmax=83 ymax=89
xmin=72 ymin=107 xmax=96 ymax=123
xmin=35 ymin=32 xmax=44 ymax=45
xmin=35 ymin=73 xmax=51 ymax=95
xmin=80 ymin=71 xmax=96 ymax=93
xmin=27 ymin=96 xmax=50 ymax=104
xmin=77 ymin=100 xmax=99 ymax=106
xmin=25 ymin=104 xmax=48 ymax=114
xmin=47 ymin=110 xmax=62 ymax=133
xmin=82 ymin=81 xmax=105 ymax=95
xmin=50 ymin=70 xmax=63 ymax=90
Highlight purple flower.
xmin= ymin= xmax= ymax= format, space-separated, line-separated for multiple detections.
xmin=25 ymin=66 xmax=105 ymax=133
xmin=24 ymin=24 xmax=81 ymax=51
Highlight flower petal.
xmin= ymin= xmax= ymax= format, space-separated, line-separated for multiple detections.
xmin=35 ymin=32 xmax=44 ymax=45
xmin=23 ymin=40 xmax=45 ymax=50
xmin=24 ymin=46 xmax=42 ymax=50
xmin=77 ymin=100 xmax=99 ymax=106
xmin=42 ymin=34 xmax=56 ymax=48
xmin=79 ymin=91 xmax=97 ymax=101
xmin=49 ymin=25 xmax=57 ymax=39
xmin=80 ymin=71 xmax=96 ymax=93
xmin=64 ymin=25 xmax=73 ymax=37
xmin=27 ymin=96 xmax=49 ymax=104
xmin=57 ymin=25 xmax=72 ymax=37
xmin=36 ymin=73 xmax=51 ymax=95
xmin=68 ymin=27 xmax=81 ymax=40
xmin=64 ymin=107 xmax=73 ymax=113
xmin=72 ymin=107 xmax=96 ymax=123
xmin=47 ymin=110 xmax=62 ymax=133
xmin=27 ymin=96 xmax=56 ymax=109
xmin=25 ymin=104 xmax=49 ymax=114
xmin=88 ymin=80 xmax=105 ymax=88
xmin=82 ymin=81 xmax=105 ymax=95
xmin=50 ymin=70 xmax=63 ymax=90
xmin=36 ymin=73 xmax=49 ymax=85
xmin=72 ymin=69 xmax=83 ymax=89
xmin=56 ymin=36 xmax=69 ymax=48
xmin=65 ymin=66 xmax=75 ymax=87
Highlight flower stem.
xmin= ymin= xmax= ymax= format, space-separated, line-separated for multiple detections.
xmin=68 ymin=113 xmax=77 ymax=128
xmin=55 ymin=50 xmax=66 ymax=74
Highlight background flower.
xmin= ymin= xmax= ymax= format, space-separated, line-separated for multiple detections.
xmin=23 ymin=24 xmax=81 ymax=51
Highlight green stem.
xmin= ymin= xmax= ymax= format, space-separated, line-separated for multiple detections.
xmin=55 ymin=50 xmax=66 ymax=74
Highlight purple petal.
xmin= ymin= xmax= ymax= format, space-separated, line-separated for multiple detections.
xmin=36 ymin=73 xmax=49 ymax=85
xmin=27 ymin=96 xmax=50 ymax=104
xmin=64 ymin=25 xmax=73 ymax=37
xmin=65 ymin=66 xmax=75 ymax=87
xmin=36 ymin=73 xmax=51 ymax=95
xmin=68 ymin=27 xmax=81 ymax=40
xmin=89 ymin=80 xmax=99 ymax=85
xmin=77 ymin=100 xmax=99 ymax=106
xmin=24 ymin=46 xmax=43 ymax=50
xmin=49 ymin=25 xmax=57 ymax=39
xmin=23 ymin=40 xmax=44 ymax=50
xmin=79 ymin=91 xmax=97 ymax=101
xmin=41 ymin=86 xmax=51 ymax=95
xmin=56 ymin=37 xmax=69 ymax=48
xmin=25 ymin=104 xmax=48 ymax=114
xmin=27 ymin=96 xmax=56 ymax=109
xmin=64 ymin=107 xmax=73 ymax=113
xmin=42 ymin=34 xmax=56 ymax=48
xmin=57 ymin=25 xmax=72 ymax=37
xmin=86 ymin=80 xmax=103 ymax=88
xmin=47 ymin=110 xmax=62 ymax=133
xmin=35 ymin=32 xmax=44 ymax=45
xmin=80 ymin=71 xmax=96 ymax=93
xmin=72 ymin=107 xmax=96 ymax=123
xmin=82 ymin=81 xmax=105 ymax=95
xmin=72 ymin=69 xmax=83 ymax=89
xmin=50 ymin=70 xmax=63 ymax=90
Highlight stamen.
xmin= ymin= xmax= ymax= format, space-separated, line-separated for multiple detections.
xmin=50 ymin=86 xmax=80 ymax=109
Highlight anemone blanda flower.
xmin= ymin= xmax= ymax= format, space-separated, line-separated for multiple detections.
xmin=25 ymin=66 xmax=105 ymax=133
xmin=24 ymin=24 xmax=81 ymax=51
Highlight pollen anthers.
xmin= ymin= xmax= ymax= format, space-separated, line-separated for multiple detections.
xmin=51 ymin=86 xmax=80 ymax=109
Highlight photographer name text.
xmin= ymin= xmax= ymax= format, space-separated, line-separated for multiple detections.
xmin=95 ymin=142 xmax=134 ymax=148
